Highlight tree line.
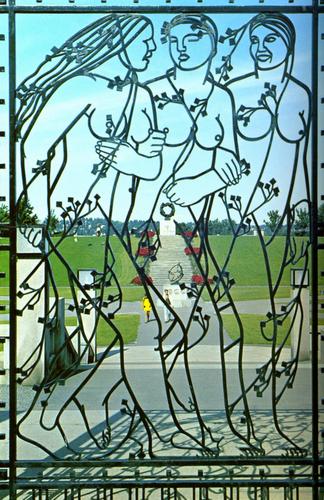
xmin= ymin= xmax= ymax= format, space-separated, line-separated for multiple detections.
xmin=1 ymin=199 xmax=323 ymax=237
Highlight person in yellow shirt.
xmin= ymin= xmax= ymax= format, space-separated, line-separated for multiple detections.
xmin=142 ymin=295 xmax=152 ymax=323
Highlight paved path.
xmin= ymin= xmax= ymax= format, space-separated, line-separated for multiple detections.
xmin=0 ymin=298 xmax=318 ymax=464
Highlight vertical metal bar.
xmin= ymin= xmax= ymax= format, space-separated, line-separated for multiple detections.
xmin=8 ymin=0 xmax=17 ymax=497
xmin=312 ymin=0 xmax=319 ymax=498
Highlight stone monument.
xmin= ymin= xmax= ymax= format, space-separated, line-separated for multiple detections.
xmin=159 ymin=202 xmax=176 ymax=236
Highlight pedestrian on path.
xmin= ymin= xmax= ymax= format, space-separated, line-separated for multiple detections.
xmin=142 ymin=295 xmax=152 ymax=323
xmin=163 ymin=289 xmax=172 ymax=323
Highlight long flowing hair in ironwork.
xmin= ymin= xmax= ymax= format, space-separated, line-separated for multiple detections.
xmin=16 ymin=14 xmax=152 ymax=146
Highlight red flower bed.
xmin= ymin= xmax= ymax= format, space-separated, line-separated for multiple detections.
xmin=183 ymin=231 xmax=197 ymax=238
xmin=137 ymin=247 xmax=150 ymax=256
xmin=131 ymin=275 xmax=153 ymax=285
xmin=141 ymin=230 xmax=156 ymax=239
xmin=184 ymin=247 xmax=200 ymax=255
xmin=191 ymin=274 xmax=214 ymax=285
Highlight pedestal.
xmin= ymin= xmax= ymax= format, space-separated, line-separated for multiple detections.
xmin=160 ymin=219 xmax=176 ymax=236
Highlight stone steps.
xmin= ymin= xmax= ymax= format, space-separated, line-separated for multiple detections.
xmin=150 ymin=235 xmax=193 ymax=285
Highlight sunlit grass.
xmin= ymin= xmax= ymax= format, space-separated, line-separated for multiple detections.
xmin=222 ymin=313 xmax=291 ymax=346
xmin=66 ymin=313 xmax=140 ymax=346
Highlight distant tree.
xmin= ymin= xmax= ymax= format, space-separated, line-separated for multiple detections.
xmin=208 ymin=218 xmax=234 ymax=235
xmin=294 ymin=208 xmax=309 ymax=236
xmin=17 ymin=195 xmax=39 ymax=225
xmin=0 ymin=204 xmax=9 ymax=223
xmin=208 ymin=219 xmax=222 ymax=235
xmin=264 ymin=209 xmax=281 ymax=233
xmin=43 ymin=209 xmax=60 ymax=234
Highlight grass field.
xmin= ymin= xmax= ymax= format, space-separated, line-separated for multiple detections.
xmin=0 ymin=235 xmax=323 ymax=302
xmin=222 ymin=314 xmax=291 ymax=346
xmin=66 ymin=313 xmax=140 ymax=346
xmin=204 ymin=235 xmax=322 ymax=286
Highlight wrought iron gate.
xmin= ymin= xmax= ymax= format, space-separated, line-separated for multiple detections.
xmin=0 ymin=0 xmax=323 ymax=497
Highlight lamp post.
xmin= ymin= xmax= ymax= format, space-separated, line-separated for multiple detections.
xmin=290 ymin=267 xmax=310 ymax=361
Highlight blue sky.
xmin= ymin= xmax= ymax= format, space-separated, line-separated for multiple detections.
xmin=0 ymin=11 xmax=323 ymax=223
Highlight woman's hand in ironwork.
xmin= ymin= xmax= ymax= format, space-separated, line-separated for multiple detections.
xmin=95 ymin=138 xmax=138 ymax=175
xmin=136 ymin=128 xmax=168 ymax=158
xmin=164 ymin=177 xmax=210 ymax=207
xmin=95 ymin=137 xmax=162 ymax=179
xmin=214 ymin=147 xmax=243 ymax=186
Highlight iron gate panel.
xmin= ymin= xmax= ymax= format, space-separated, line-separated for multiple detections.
xmin=0 ymin=0 xmax=323 ymax=497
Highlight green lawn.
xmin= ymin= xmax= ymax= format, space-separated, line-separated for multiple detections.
xmin=202 ymin=285 xmax=291 ymax=302
xmin=48 ymin=236 xmax=139 ymax=287
xmin=66 ymin=313 xmax=140 ymax=346
xmin=53 ymin=286 xmax=145 ymax=302
xmin=222 ymin=314 xmax=291 ymax=346
xmin=1 ymin=235 xmax=323 ymax=303
xmin=0 ymin=236 xmax=142 ymax=287
xmin=204 ymin=236 xmax=317 ymax=286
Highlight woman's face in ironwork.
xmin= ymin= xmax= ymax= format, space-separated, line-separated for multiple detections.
xmin=120 ymin=24 xmax=156 ymax=71
xmin=250 ymin=25 xmax=288 ymax=70
xmin=168 ymin=24 xmax=214 ymax=71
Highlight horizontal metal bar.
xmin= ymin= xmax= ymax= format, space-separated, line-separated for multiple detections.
xmin=13 ymin=479 xmax=316 ymax=490
xmin=9 ymin=456 xmax=314 ymax=469
xmin=16 ymin=252 xmax=43 ymax=259
xmin=0 ymin=4 xmax=319 ymax=14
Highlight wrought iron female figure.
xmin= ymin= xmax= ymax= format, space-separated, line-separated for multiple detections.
xmin=221 ymin=13 xmax=311 ymax=452
xmin=156 ymin=12 xmax=310 ymax=454
xmin=16 ymin=14 xmax=168 ymax=459
xmin=141 ymin=14 xmax=256 ymax=455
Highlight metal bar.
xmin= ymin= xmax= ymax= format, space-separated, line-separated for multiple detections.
xmin=3 ymin=1 xmax=322 ymax=495
xmin=311 ymin=0 xmax=319 ymax=498
xmin=0 ymin=4 xmax=319 ymax=14
xmin=8 ymin=456 xmax=315 ymax=468
xmin=8 ymin=0 xmax=17 ymax=497
xmin=13 ymin=479 xmax=316 ymax=490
